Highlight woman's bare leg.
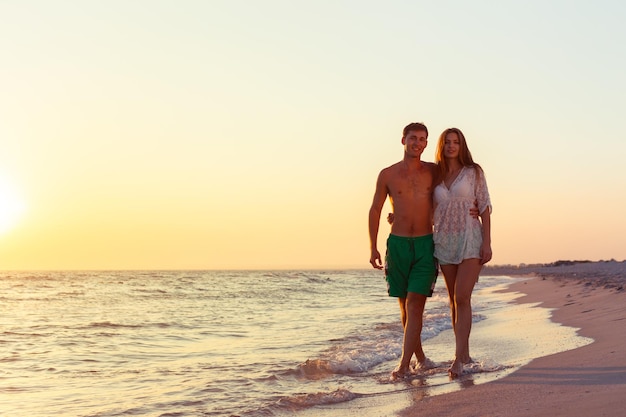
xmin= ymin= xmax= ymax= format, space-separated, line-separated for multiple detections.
xmin=442 ymin=260 xmax=482 ymax=376
xmin=441 ymin=264 xmax=459 ymax=333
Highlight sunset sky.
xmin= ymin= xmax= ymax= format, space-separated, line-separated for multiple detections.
xmin=1 ymin=0 xmax=625 ymax=270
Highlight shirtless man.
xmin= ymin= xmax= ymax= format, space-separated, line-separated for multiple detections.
xmin=368 ymin=122 xmax=438 ymax=379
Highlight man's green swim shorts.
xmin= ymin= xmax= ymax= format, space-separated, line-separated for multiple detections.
xmin=385 ymin=234 xmax=437 ymax=298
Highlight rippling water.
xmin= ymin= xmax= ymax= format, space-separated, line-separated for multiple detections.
xmin=0 ymin=270 xmax=547 ymax=416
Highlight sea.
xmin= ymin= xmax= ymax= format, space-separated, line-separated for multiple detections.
xmin=0 ymin=270 xmax=592 ymax=417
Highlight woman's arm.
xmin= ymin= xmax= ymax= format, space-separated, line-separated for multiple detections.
xmin=479 ymin=208 xmax=492 ymax=264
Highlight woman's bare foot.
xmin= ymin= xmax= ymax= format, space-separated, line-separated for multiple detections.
xmin=448 ymin=360 xmax=464 ymax=378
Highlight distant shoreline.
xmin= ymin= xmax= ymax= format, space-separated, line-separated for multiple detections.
xmin=482 ymin=259 xmax=626 ymax=291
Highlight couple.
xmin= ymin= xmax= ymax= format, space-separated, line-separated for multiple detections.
xmin=368 ymin=122 xmax=492 ymax=379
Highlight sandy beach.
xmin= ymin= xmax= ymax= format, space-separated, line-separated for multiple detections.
xmin=299 ymin=260 xmax=626 ymax=417
xmin=396 ymin=260 xmax=626 ymax=417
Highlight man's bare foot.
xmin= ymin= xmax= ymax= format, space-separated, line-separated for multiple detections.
xmin=448 ymin=360 xmax=464 ymax=378
xmin=391 ymin=365 xmax=411 ymax=380
xmin=416 ymin=357 xmax=437 ymax=372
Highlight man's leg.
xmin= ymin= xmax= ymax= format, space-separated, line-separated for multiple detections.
xmin=393 ymin=292 xmax=427 ymax=377
xmin=397 ymin=297 xmax=407 ymax=328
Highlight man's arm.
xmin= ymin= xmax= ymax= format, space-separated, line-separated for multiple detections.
xmin=369 ymin=170 xmax=388 ymax=269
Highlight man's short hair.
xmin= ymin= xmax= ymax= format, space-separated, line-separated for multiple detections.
xmin=403 ymin=122 xmax=428 ymax=138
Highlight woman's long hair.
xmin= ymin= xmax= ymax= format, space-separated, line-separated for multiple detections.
xmin=435 ymin=127 xmax=482 ymax=183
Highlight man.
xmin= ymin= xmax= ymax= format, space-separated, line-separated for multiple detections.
xmin=368 ymin=122 xmax=438 ymax=379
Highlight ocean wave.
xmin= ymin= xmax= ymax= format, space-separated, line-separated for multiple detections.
xmin=84 ymin=321 xmax=144 ymax=329
xmin=464 ymin=359 xmax=512 ymax=374
xmin=241 ymin=388 xmax=359 ymax=415
xmin=286 ymin=330 xmax=403 ymax=379
xmin=277 ymin=388 xmax=358 ymax=408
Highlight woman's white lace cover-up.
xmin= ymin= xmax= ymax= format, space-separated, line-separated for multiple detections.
xmin=433 ymin=166 xmax=491 ymax=264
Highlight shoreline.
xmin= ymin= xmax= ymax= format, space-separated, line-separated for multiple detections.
xmin=482 ymin=259 xmax=625 ymax=289
xmin=397 ymin=260 xmax=626 ymax=417
xmin=296 ymin=260 xmax=626 ymax=416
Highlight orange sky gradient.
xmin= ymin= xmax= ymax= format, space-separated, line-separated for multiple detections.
xmin=1 ymin=1 xmax=625 ymax=270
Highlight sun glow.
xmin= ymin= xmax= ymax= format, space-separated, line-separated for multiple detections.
xmin=0 ymin=177 xmax=26 ymax=235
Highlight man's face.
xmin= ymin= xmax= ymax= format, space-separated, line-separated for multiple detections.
xmin=402 ymin=129 xmax=428 ymax=158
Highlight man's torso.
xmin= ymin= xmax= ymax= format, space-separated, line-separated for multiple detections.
xmin=385 ymin=161 xmax=436 ymax=237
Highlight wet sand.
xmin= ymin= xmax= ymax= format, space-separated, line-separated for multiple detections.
xmin=302 ymin=260 xmax=626 ymax=417
xmin=397 ymin=260 xmax=626 ymax=417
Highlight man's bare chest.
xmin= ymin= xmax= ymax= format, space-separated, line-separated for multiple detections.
xmin=389 ymin=176 xmax=432 ymax=199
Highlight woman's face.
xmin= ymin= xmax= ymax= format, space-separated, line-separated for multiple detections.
xmin=444 ymin=131 xmax=460 ymax=160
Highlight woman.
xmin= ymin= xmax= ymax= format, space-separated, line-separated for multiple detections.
xmin=433 ymin=127 xmax=492 ymax=378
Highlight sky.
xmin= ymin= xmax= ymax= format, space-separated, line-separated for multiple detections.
xmin=1 ymin=0 xmax=625 ymax=270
